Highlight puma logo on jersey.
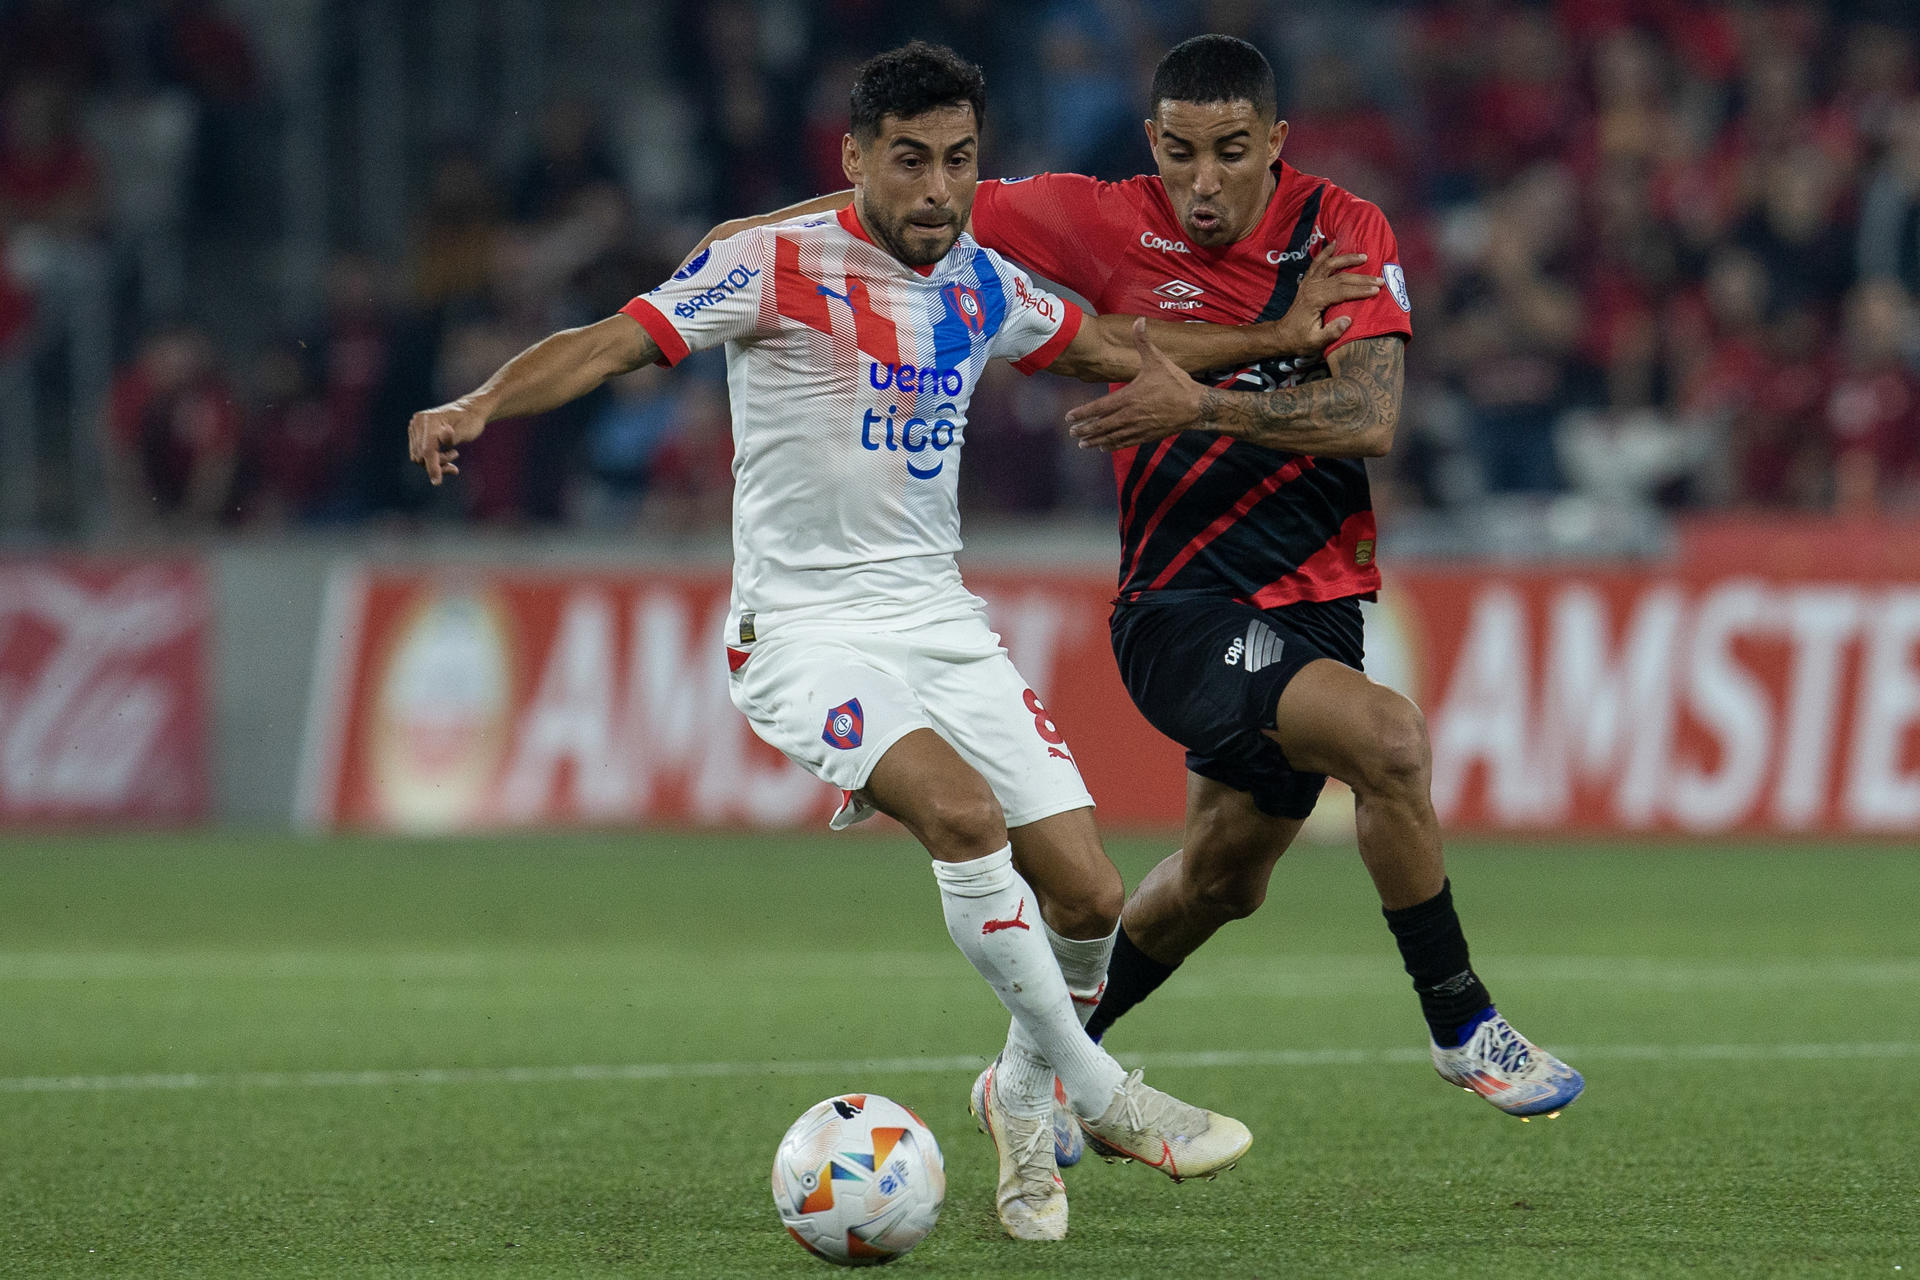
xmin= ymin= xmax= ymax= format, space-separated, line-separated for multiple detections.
xmin=1225 ymin=621 xmax=1283 ymax=673
xmin=981 ymin=898 xmax=1031 ymax=935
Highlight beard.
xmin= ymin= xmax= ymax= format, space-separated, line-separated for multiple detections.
xmin=864 ymin=202 xmax=960 ymax=267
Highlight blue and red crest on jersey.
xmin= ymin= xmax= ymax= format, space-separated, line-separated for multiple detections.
xmin=944 ymin=283 xmax=985 ymax=335
xmin=821 ymin=699 xmax=864 ymax=750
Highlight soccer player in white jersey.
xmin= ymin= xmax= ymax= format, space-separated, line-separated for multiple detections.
xmin=407 ymin=42 xmax=1325 ymax=1242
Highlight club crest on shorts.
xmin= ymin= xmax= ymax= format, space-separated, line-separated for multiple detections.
xmin=822 ymin=699 xmax=864 ymax=750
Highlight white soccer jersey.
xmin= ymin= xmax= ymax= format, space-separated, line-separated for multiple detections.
xmin=620 ymin=206 xmax=1083 ymax=639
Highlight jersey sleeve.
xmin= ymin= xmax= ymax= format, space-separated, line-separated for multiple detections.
xmin=984 ymin=256 xmax=1085 ymax=376
xmin=970 ymin=173 xmax=1131 ymax=300
xmin=618 ymin=229 xmax=771 ymax=366
xmin=1319 ymin=195 xmax=1413 ymax=357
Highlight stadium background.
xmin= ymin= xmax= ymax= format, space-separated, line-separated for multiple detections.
xmin=2 ymin=4 xmax=1916 ymax=1276
xmin=6 ymin=0 xmax=1920 ymax=834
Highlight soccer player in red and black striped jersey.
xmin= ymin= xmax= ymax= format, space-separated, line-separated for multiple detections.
xmin=695 ymin=35 xmax=1583 ymax=1125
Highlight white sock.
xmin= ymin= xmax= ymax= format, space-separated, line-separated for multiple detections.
xmin=1001 ymin=920 xmax=1115 ymax=1112
xmin=930 ymin=846 xmax=1125 ymax=1119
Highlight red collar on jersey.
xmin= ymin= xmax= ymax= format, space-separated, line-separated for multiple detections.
xmin=838 ymin=203 xmax=938 ymax=277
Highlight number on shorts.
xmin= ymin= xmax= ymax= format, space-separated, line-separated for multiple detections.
xmin=1023 ymin=688 xmax=1066 ymax=745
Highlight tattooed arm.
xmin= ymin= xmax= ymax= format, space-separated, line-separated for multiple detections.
xmin=1196 ymin=335 xmax=1404 ymax=456
xmin=1065 ymin=333 xmax=1405 ymax=457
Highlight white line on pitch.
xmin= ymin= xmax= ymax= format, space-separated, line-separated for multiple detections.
xmin=3 ymin=1042 xmax=1915 ymax=1095
xmin=4 ymin=952 xmax=1915 ymax=987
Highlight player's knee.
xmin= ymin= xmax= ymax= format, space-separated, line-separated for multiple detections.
xmin=916 ymin=785 xmax=1008 ymax=860
xmin=1353 ymin=692 xmax=1430 ymax=797
xmin=1083 ymin=861 xmax=1126 ymax=933
xmin=1042 ymin=867 xmax=1123 ymax=938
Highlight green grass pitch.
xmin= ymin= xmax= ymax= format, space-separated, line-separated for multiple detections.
xmin=1 ymin=831 xmax=1914 ymax=1278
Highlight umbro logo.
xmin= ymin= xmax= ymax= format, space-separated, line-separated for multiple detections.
xmin=1223 ymin=621 xmax=1284 ymax=673
xmin=1154 ymin=278 xmax=1205 ymax=311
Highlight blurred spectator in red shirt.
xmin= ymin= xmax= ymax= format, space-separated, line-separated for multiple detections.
xmin=1826 ymin=279 xmax=1920 ymax=512
xmin=236 ymin=339 xmax=334 ymax=525
xmin=1672 ymin=246 xmax=1770 ymax=425
xmin=237 ymin=251 xmax=401 ymax=523
xmin=0 ymin=76 xmax=102 ymax=236
xmin=800 ymin=56 xmax=862 ymax=198
xmin=1582 ymin=159 xmax=1679 ymax=410
xmin=1283 ymin=52 xmax=1413 ymax=215
xmin=319 ymin=251 xmax=398 ymax=449
xmin=0 ymin=257 xmax=31 ymax=352
xmin=1734 ymin=306 xmax=1833 ymax=508
xmin=642 ymin=380 xmax=735 ymax=531
xmin=1460 ymin=9 xmax=1579 ymax=189
xmin=104 ymin=322 xmax=239 ymax=530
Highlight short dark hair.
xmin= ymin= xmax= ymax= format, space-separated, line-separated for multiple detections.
xmin=1150 ymin=34 xmax=1277 ymax=121
xmin=849 ymin=41 xmax=986 ymax=143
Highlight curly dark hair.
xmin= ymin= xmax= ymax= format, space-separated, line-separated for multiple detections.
xmin=849 ymin=41 xmax=986 ymax=143
xmin=1150 ymin=34 xmax=1278 ymax=121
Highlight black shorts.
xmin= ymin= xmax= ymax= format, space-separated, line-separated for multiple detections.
xmin=1109 ymin=593 xmax=1366 ymax=820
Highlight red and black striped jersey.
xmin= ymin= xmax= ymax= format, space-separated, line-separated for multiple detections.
xmin=969 ymin=161 xmax=1411 ymax=606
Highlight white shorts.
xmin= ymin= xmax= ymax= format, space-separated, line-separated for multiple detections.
xmin=727 ymin=612 xmax=1094 ymax=830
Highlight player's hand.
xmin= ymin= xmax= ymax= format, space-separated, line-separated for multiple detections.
xmin=407 ymin=399 xmax=488 ymax=485
xmin=1272 ymin=239 xmax=1381 ymax=358
xmin=1067 ymin=318 xmax=1209 ymax=452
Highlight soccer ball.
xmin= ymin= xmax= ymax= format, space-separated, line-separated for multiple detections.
xmin=772 ymin=1093 xmax=945 ymax=1266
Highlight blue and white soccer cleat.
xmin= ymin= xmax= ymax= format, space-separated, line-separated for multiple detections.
xmin=1431 ymin=1007 xmax=1585 ymax=1118
xmin=1050 ymin=1077 xmax=1086 ymax=1167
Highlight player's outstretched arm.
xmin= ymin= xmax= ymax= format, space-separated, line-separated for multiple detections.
xmin=1066 ymin=327 xmax=1404 ymax=458
xmin=682 ymin=191 xmax=854 ymax=269
xmin=407 ymin=314 xmax=659 ymax=485
xmin=1047 ymin=239 xmax=1381 ymax=385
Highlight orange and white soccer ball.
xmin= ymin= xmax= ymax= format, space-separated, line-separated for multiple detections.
xmin=772 ymin=1093 xmax=945 ymax=1266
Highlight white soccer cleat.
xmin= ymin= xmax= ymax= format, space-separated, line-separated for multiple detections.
xmin=969 ymin=1061 xmax=1067 ymax=1241
xmin=1431 ymin=1007 xmax=1585 ymax=1118
xmin=1076 ymin=1069 xmax=1252 ymax=1182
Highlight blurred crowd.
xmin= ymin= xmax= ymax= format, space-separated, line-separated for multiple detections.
xmin=5 ymin=0 xmax=1920 ymax=537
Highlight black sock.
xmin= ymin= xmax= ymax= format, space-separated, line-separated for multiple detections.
xmin=1382 ymin=879 xmax=1493 ymax=1046
xmin=1084 ymin=925 xmax=1177 ymax=1042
